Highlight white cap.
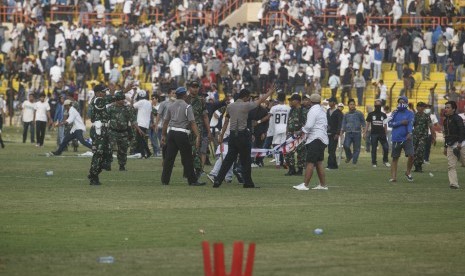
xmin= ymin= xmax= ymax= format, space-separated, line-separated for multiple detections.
xmin=338 ymin=103 xmax=345 ymax=107
xmin=138 ymin=90 xmax=147 ymax=98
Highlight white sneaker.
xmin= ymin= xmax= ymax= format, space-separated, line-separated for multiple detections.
xmin=384 ymin=162 xmax=391 ymax=167
xmin=269 ymin=159 xmax=276 ymax=163
xmin=312 ymin=184 xmax=328 ymax=190
xmin=292 ymin=183 xmax=309 ymax=191
xmin=251 ymin=163 xmax=259 ymax=168
xmin=372 ymin=164 xmax=377 ymax=168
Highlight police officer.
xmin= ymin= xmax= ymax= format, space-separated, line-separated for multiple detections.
xmin=285 ymin=94 xmax=306 ymax=176
xmin=108 ymin=91 xmax=140 ymax=171
xmin=87 ymin=84 xmax=116 ymax=185
xmin=161 ymin=87 xmax=206 ymax=186
xmin=213 ymin=86 xmax=275 ymax=188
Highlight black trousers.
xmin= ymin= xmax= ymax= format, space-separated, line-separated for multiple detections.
xmin=36 ymin=121 xmax=47 ymax=146
xmin=55 ymin=130 xmax=92 ymax=155
xmin=23 ymin=121 xmax=35 ymax=143
xmin=161 ymin=130 xmax=196 ymax=184
xmin=216 ymin=130 xmax=254 ymax=186
xmin=136 ymin=126 xmax=152 ymax=157
xmin=327 ymin=134 xmax=338 ymax=169
xmin=370 ymin=133 xmax=389 ymax=165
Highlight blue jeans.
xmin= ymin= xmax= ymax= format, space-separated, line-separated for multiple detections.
xmin=57 ymin=125 xmax=65 ymax=146
xmin=55 ymin=130 xmax=92 ymax=155
xmin=437 ymin=55 xmax=446 ymax=72
xmin=150 ymin=127 xmax=160 ymax=155
xmin=343 ymin=132 xmax=361 ymax=164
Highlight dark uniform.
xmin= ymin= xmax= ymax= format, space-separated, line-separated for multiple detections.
xmin=326 ymin=98 xmax=343 ymax=169
xmin=213 ymin=94 xmax=260 ymax=188
xmin=161 ymin=87 xmax=205 ymax=186
xmin=413 ymin=104 xmax=432 ymax=172
xmin=88 ymin=84 xmax=116 ymax=185
xmin=108 ymin=92 xmax=136 ymax=171
xmin=285 ymin=94 xmax=306 ymax=175
xmin=366 ymin=105 xmax=389 ymax=166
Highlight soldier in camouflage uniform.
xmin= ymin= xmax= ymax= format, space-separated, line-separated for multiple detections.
xmin=87 ymin=84 xmax=117 ymax=185
xmin=185 ymin=80 xmax=212 ymax=178
xmin=413 ymin=102 xmax=435 ymax=172
xmin=107 ymin=92 xmax=139 ymax=171
xmin=285 ymin=94 xmax=306 ymax=176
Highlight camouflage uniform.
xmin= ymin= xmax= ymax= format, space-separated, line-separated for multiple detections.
xmin=285 ymin=106 xmax=306 ymax=173
xmin=413 ymin=112 xmax=432 ymax=171
xmin=186 ymin=94 xmax=207 ymax=171
xmin=108 ymin=103 xmax=136 ymax=169
xmin=88 ymin=93 xmax=116 ymax=184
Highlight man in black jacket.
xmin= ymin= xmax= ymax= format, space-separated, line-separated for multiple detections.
xmin=443 ymin=101 xmax=465 ymax=189
xmin=326 ymin=97 xmax=343 ymax=169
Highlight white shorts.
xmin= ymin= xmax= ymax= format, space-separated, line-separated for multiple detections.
xmin=272 ymin=133 xmax=287 ymax=145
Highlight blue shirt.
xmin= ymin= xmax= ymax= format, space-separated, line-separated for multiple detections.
xmin=54 ymin=103 xmax=64 ymax=122
xmin=388 ymin=109 xmax=414 ymax=142
xmin=342 ymin=110 xmax=366 ymax=133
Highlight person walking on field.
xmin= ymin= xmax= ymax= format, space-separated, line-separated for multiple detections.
xmin=442 ymin=101 xmax=465 ymax=189
xmin=293 ymin=94 xmax=329 ymax=191
xmin=341 ymin=99 xmax=366 ymax=165
xmin=413 ymin=102 xmax=436 ymax=173
xmin=388 ymin=96 xmax=415 ymax=182
xmin=365 ymin=99 xmax=390 ymax=168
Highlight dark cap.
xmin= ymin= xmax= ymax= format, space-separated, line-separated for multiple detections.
xmin=114 ymin=91 xmax=125 ymax=101
xmin=94 ymin=84 xmax=108 ymax=94
xmin=189 ymin=80 xmax=200 ymax=87
xmin=288 ymin=94 xmax=301 ymax=102
xmin=175 ymin=87 xmax=187 ymax=95
xmin=328 ymin=97 xmax=338 ymax=103
xmin=416 ymin=101 xmax=426 ymax=107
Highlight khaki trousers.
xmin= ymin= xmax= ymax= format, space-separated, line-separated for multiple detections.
xmin=447 ymin=146 xmax=465 ymax=187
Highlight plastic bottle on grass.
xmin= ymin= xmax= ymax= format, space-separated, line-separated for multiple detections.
xmin=98 ymin=256 xmax=114 ymax=263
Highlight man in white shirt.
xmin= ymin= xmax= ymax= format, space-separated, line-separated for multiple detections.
xmin=293 ymin=94 xmax=329 ymax=191
xmin=259 ymin=57 xmax=271 ymax=94
xmin=34 ymin=93 xmax=52 ymax=147
xmin=50 ymin=100 xmax=91 ymax=156
xmin=22 ymin=94 xmax=36 ymax=143
xmin=418 ymin=46 xmax=431 ymax=80
xmin=268 ymin=93 xmax=290 ymax=168
xmin=169 ymin=53 xmax=185 ymax=87
xmin=328 ymin=73 xmax=340 ymax=99
xmin=132 ymin=90 xmax=153 ymax=158
xmin=49 ymin=62 xmax=62 ymax=91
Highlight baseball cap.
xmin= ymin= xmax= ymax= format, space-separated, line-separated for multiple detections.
xmin=416 ymin=101 xmax=426 ymax=107
xmin=63 ymin=99 xmax=72 ymax=106
xmin=138 ymin=90 xmax=147 ymax=98
xmin=175 ymin=87 xmax=187 ymax=95
xmin=398 ymin=96 xmax=409 ymax=103
xmin=288 ymin=94 xmax=301 ymax=102
xmin=310 ymin=94 xmax=321 ymax=103
xmin=337 ymin=103 xmax=345 ymax=108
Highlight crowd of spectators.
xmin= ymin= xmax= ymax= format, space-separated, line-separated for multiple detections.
xmin=1 ymin=0 xmax=465 ymax=121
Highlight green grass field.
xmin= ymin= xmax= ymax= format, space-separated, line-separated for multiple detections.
xmin=1 ymin=126 xmax=465 ymax=276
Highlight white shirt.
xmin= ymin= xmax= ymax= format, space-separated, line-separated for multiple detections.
xmin=169 ymin=57 xmax=184 ymax=77
xmin=50 ymin=65 xmax=62 ymax=82
xmin=428 ymin=113 xmax=439 ymax=135
xmin=34 ymin=101 xmax=50 ymax=122
xmin=302 ymin=104 xmax=328 ymax=145
xmin=123 ymin=0 xmax=133 ymax=14
xmin=268 ymin=104 xmax=290 ymax=135
xmin=133 ymin=99 xmax=152 ymax=129
xmin=22 ymin=100 xmax=36 ymax=122
xmin=379 ymin=84 xmax=387 ymax=100
xmin=259 ymin=61 xmax=271 ymax=75
xmin=418 ymin=49 xmax=431 ymax=65
xmin=66 ymin=106 xmax=86 ymax=133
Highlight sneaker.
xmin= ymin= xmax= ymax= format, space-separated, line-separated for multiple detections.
xmin=269 ymin=159 xmax=276 ymax=163
xmin=292 ymin=183 xmax=309 ymax=191
xmin=405 ymin=173 xmax=414 ymax=182
xmin=372 ymin=164 xmax=377 ymax=168
xmin=389 ymin=178 xmax=397 ymax=182
xmin=449 ymin=184 xmax=460 ymax=189
xmin=251 ymin=163 xmax=259 ymax=168
xmin=384 ymin=162 xmax=391 ymax=167
xmin=312 ymin=184 xmax=328 ymax=190
xmin=423 ymin=160 xmax=430 ymax=165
